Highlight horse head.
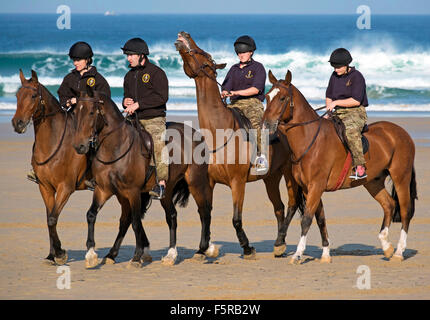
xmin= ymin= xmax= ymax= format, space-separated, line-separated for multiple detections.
xmin=12 ymin=69 xmax=42 ymax=133
xmin=262 ymin=70 xmax=294 ymax=135
xmin=73 ymin=86 xmax=106 ymax=154
xmin=175 ymin=31 xmax=226 ymax=79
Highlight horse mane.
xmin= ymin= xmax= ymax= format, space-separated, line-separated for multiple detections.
xmin=291 ymin=84 xmax=319 ymax=118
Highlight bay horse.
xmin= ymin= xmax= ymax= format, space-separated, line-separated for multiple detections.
xmin=11 ymin=70 xmax=90 ymax=265
xmin=262 ymin=70 xmax=417 ymax=263
xmin=73 ymin=88 xmax=215 ymax=268
xmin=175 ymin=32 xmax=304 ymax=259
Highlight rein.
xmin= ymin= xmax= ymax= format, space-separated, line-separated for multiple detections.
xmin=22 ymin=84 xmax=69 ymax=166
xmin=271 ymin=82 xmax=329 ymax=164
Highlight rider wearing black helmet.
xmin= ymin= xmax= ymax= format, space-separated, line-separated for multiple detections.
xmin=121 ymin=37 xmax=169 ymax=200
xmin=57 ymin=41 xmax=111 ymax=109
xmin=325 ymin=48 xmax=369 ymax=180
xmin=27 ymin=41 xmax=111 ymax=185
xmin=221 ymin=35 xmax=268 ymax=174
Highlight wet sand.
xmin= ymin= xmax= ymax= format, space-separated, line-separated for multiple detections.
xmin=1 ymin=116 xmax=429 ymax=299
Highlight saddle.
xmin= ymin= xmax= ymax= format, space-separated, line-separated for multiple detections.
xmin=230 ymin=107 xmax=253 ymax=142
xmin=330 ymin=114 xmax=369 ymax=154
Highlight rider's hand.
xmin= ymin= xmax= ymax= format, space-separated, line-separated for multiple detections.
xmin=125 ymin=102 xmax=139 ymax=114
xmin=221 ymin=91 xmax=232 ymax=98
xmin=70 ymin=97 xmax=77 ymax=105
xmin=124 ymin=98 xmax=134 ymax=107
xmin=326 ymin=100 xmax=337 ymax=112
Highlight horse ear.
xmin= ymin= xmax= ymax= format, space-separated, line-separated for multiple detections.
xmin=268 ymin=70 xmax=277 ymax=85
xmin=285 ymin=70 xmax=292 ymax=85
xmin=31 ymin=70 xmax=39 ymax=83
xmin=215 ymin=63 xmax=227 ymax=70
xmin=19 ymin=69 xmax=26 ymax=84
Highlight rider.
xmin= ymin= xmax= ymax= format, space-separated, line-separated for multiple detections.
xmin=27 ymin=41 xmax=111 ymax=185
xmin=121 ymin=37 xmax=169 ymax=200
xmin=221 ymin=35 xmax=268 ymax=173
xmin=325 ymin=48 xmax=369 ymax=180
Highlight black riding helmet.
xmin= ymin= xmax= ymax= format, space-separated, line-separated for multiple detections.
xmin=234 ymin=35 xmax=257 ymax=54
xmin=121 ymin=38 xmax=149 ymax=55
xmin=329 ymin=48 xmax=353 ymax=68
xmin=68 ymin=42 xmax=93 ymax=60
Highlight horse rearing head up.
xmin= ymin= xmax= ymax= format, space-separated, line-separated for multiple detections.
xmin=73 ymin=88 xmax=106 ymax=155
xmin=263 ymin=70 xmax=295 ymax=135
xmin=12 ymin=69 xmax=44 ymax=133
xmin=175 ymin=31 xmax=226 ymax=79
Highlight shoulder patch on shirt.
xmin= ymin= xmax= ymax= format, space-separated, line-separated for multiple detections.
xmin=346 ymin=79 xmax=352 ymax=87
xmin=142 ymin=73 xmax=150 ymax=83
xmin=87 ymin=77 xmax=96 ymax=87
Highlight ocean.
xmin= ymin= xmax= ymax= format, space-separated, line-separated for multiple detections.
xmin=1 ymin=14 xmax=430 ymax=121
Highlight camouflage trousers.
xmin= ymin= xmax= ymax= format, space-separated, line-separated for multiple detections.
xmin=335 ymin=106 xmax=368 ymax=167
xmin=139 ymin=117 xmax=169 ymax=182
xmin=228 ymin=98 xmax=265 ymax=154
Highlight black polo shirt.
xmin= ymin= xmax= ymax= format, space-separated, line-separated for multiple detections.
xmin=57 ymin=66 xmax=111 ymax=106
xmin=326 ymin=67 xmax=368 ymax=107
xmin=221 ymin=59 xmax=266 ymax=102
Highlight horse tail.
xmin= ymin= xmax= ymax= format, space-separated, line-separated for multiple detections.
xmin=172 ymin=177 xmax=190 ymax=208
xmin=391 ymin=166 xmax=417 ymax=223
xmin=140 ymin=192 xmax=152 ymax=219
xmin=296 ymin=185 xmax=306 ymax=217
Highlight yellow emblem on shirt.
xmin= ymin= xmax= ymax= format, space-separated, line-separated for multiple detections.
xmin=87 ymin=77 xmax=96 ymax=87
xmin=245 ymin=70 xmax=253 ymax=79
xmin=142 ymin=73 xmax=150 ymax=83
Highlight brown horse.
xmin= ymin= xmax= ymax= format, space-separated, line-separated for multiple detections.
xmin=11 ymin=70 xmax=90 ymax=265
xmin=175 ymin=32 xmax=304 ymax=259
xmin=262 ymin=70 xmax=417 ymax=263
xmin=73 ymin=88 xmax=215 ymax=268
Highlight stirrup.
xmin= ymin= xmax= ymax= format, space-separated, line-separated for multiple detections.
xmin=27 ymin=170 xmax=39 ymax=184
xmin=149 ymin=184 xmax=165 ymax=200
xmin=349 ymin=168 xmax=367 ymax=180
xmin=84 ymin=179 xmax=96 ymax=191
xmin=255 ymin=154 xmax=268 ymax=173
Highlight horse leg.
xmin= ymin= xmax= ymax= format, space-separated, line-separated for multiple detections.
xmin=263 ymin=170 xmax=287 ymax=257
xmin=188 ymin=181 xmax=215 ymax=261
xmin=160 ymin=189 xmax=179 ymax=266
xmin=289 ymin=187 xmax=323 ymax=265
xmin=102 ymin=194 xmax=133 ymax=265
xmin=314 ymin=200 xmax=331 ymax=263
xmin=44 ymin=183 xmax=73 ymax=265
xmin=127 ymin=189 xmax=151 ymax=268
xmin=364 ymin=177 xmax=396 ymax=259
xmin=389 ymin=170 xmax=413 ymax=261
xmin=85 ymin=187 xmax=112 ymax=268
xmin=39 ymin=184 xmax=56 ymax=264
xmin=231 ymin=179 xmax=256 ymax=259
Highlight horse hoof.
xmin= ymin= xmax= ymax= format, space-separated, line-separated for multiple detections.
xmin=141 ymin=254 xmax=152 ymax=263
xmin=243 ymin=247 xmax=257 ymax=260
xmin=390 ymin=254 xmax=404 ymax=262
xmin=54 ymin=252 xmax=68 ymax=265
xmin=205 ymin=244 xmax=219 ymax=258
xmin=383 ymin=244 xmax=395 ymax=259
xmin=320 ymin=256 xmax=332 ymax=264
xmin=273 ymin=244 xmax=286 ymax=257
xmin=161 ymin=256 xmax=176 ymax=266
xmin=126 ymin=260 xmax=142 ymax=269
xmin=42 ymin=258 xmax=56 ymax=266
xmin=85 ymin=248 xmax=98 ymax=269
xmin=101 ymin=257 xmax=115 ymax=265
xmin=191 ymin=253 xmax=206 ymax=262
xmin=288 ymin=257 xmax=302 ymax=265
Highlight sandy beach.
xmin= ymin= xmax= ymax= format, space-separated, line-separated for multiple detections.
xmin=0 ymin=115 xmax=429 ymax=300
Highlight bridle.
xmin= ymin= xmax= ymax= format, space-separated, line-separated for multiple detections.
xmin=77 ymin=96 xmax=138 ymax=165
xmin=268 ymin=82 xmax=328 ymax=164
xmin=20 ymin=84 xmax=69 ymax=165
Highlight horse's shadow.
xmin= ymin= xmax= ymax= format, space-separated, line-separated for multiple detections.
xmin=332 ymin=243 xmax=418 ymax=261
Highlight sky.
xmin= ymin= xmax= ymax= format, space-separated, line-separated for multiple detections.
xmin=1 ymin=0 xmax=430 ymax=14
